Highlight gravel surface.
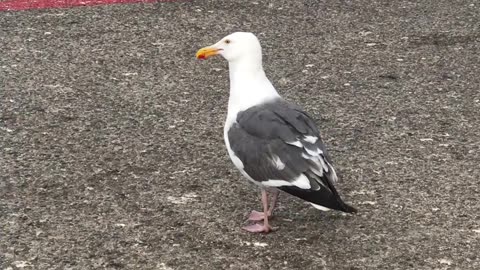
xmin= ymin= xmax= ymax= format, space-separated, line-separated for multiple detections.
xmin=1 ymin=0 xmax=479 ymax=269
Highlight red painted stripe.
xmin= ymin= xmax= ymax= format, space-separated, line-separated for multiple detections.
xmin=0 ymin=0 xmax=179 ymax=11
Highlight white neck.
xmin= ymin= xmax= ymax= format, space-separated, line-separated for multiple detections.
xmin=226 ymin=59 xmax=280 ymax=122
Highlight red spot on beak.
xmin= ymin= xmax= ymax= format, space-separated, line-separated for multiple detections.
xmin=196 ymin=47 xmax=220 ymax=60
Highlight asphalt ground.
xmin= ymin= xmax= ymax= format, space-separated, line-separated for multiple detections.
xmin=1 ymin=0 xmax=479 ymax=269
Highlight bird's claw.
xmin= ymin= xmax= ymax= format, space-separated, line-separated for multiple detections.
xmin=247 ymin=210 xmax=266 ymax=221
xmin=242 ymin=223 xmax=272 ymax=233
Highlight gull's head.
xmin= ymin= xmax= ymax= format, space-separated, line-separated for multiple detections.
xmin=196 ymin=32 xmax=262 ymax=63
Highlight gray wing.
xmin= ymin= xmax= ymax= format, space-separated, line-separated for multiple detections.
xmin=228 ymin=99 xmax=335 ymax=186
xmin=228 ymin=99 xmax=356 ymax=212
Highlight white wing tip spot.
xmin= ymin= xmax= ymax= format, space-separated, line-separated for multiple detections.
xmin=291 ymin=174 xmax=311 ymax=189
xmin=263 ymin=174 xmax=311 ymax=189
xmin=305 ymin=147 xmax=322 ymax=156
xmin=286 ymin=141 xmax=303 ymax=148
xmin=310 ymin=203 xmax=331 ymax=211
xmin=271 ymin=155 xmax=286 ymax=170
xmin=304 ymin=135 xmax=318 ymax=144
xmin=329 ymin=164 xmax=337 ymax=182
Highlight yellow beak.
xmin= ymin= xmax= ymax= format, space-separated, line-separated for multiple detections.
xmin=196 ymin=46 xmax=221 ymax=60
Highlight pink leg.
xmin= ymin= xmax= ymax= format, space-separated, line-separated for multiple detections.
xmin=243 ymin=190 xmax=272 ymax=233
xmin=247 ymin=190 xmax=280 ymax=221
xmin=268 ymin=190 xmax=280 ymax=216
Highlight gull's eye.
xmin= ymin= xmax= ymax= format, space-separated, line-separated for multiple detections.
xmin=225 ymin=39 xmax=231 ymax=44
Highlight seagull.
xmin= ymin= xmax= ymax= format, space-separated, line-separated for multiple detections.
xmin=196 ymin=32 xmax=357 ymax=233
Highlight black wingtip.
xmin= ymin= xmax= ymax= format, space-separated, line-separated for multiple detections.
xmin=341 ymin=202 xmax=358 ymax=213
